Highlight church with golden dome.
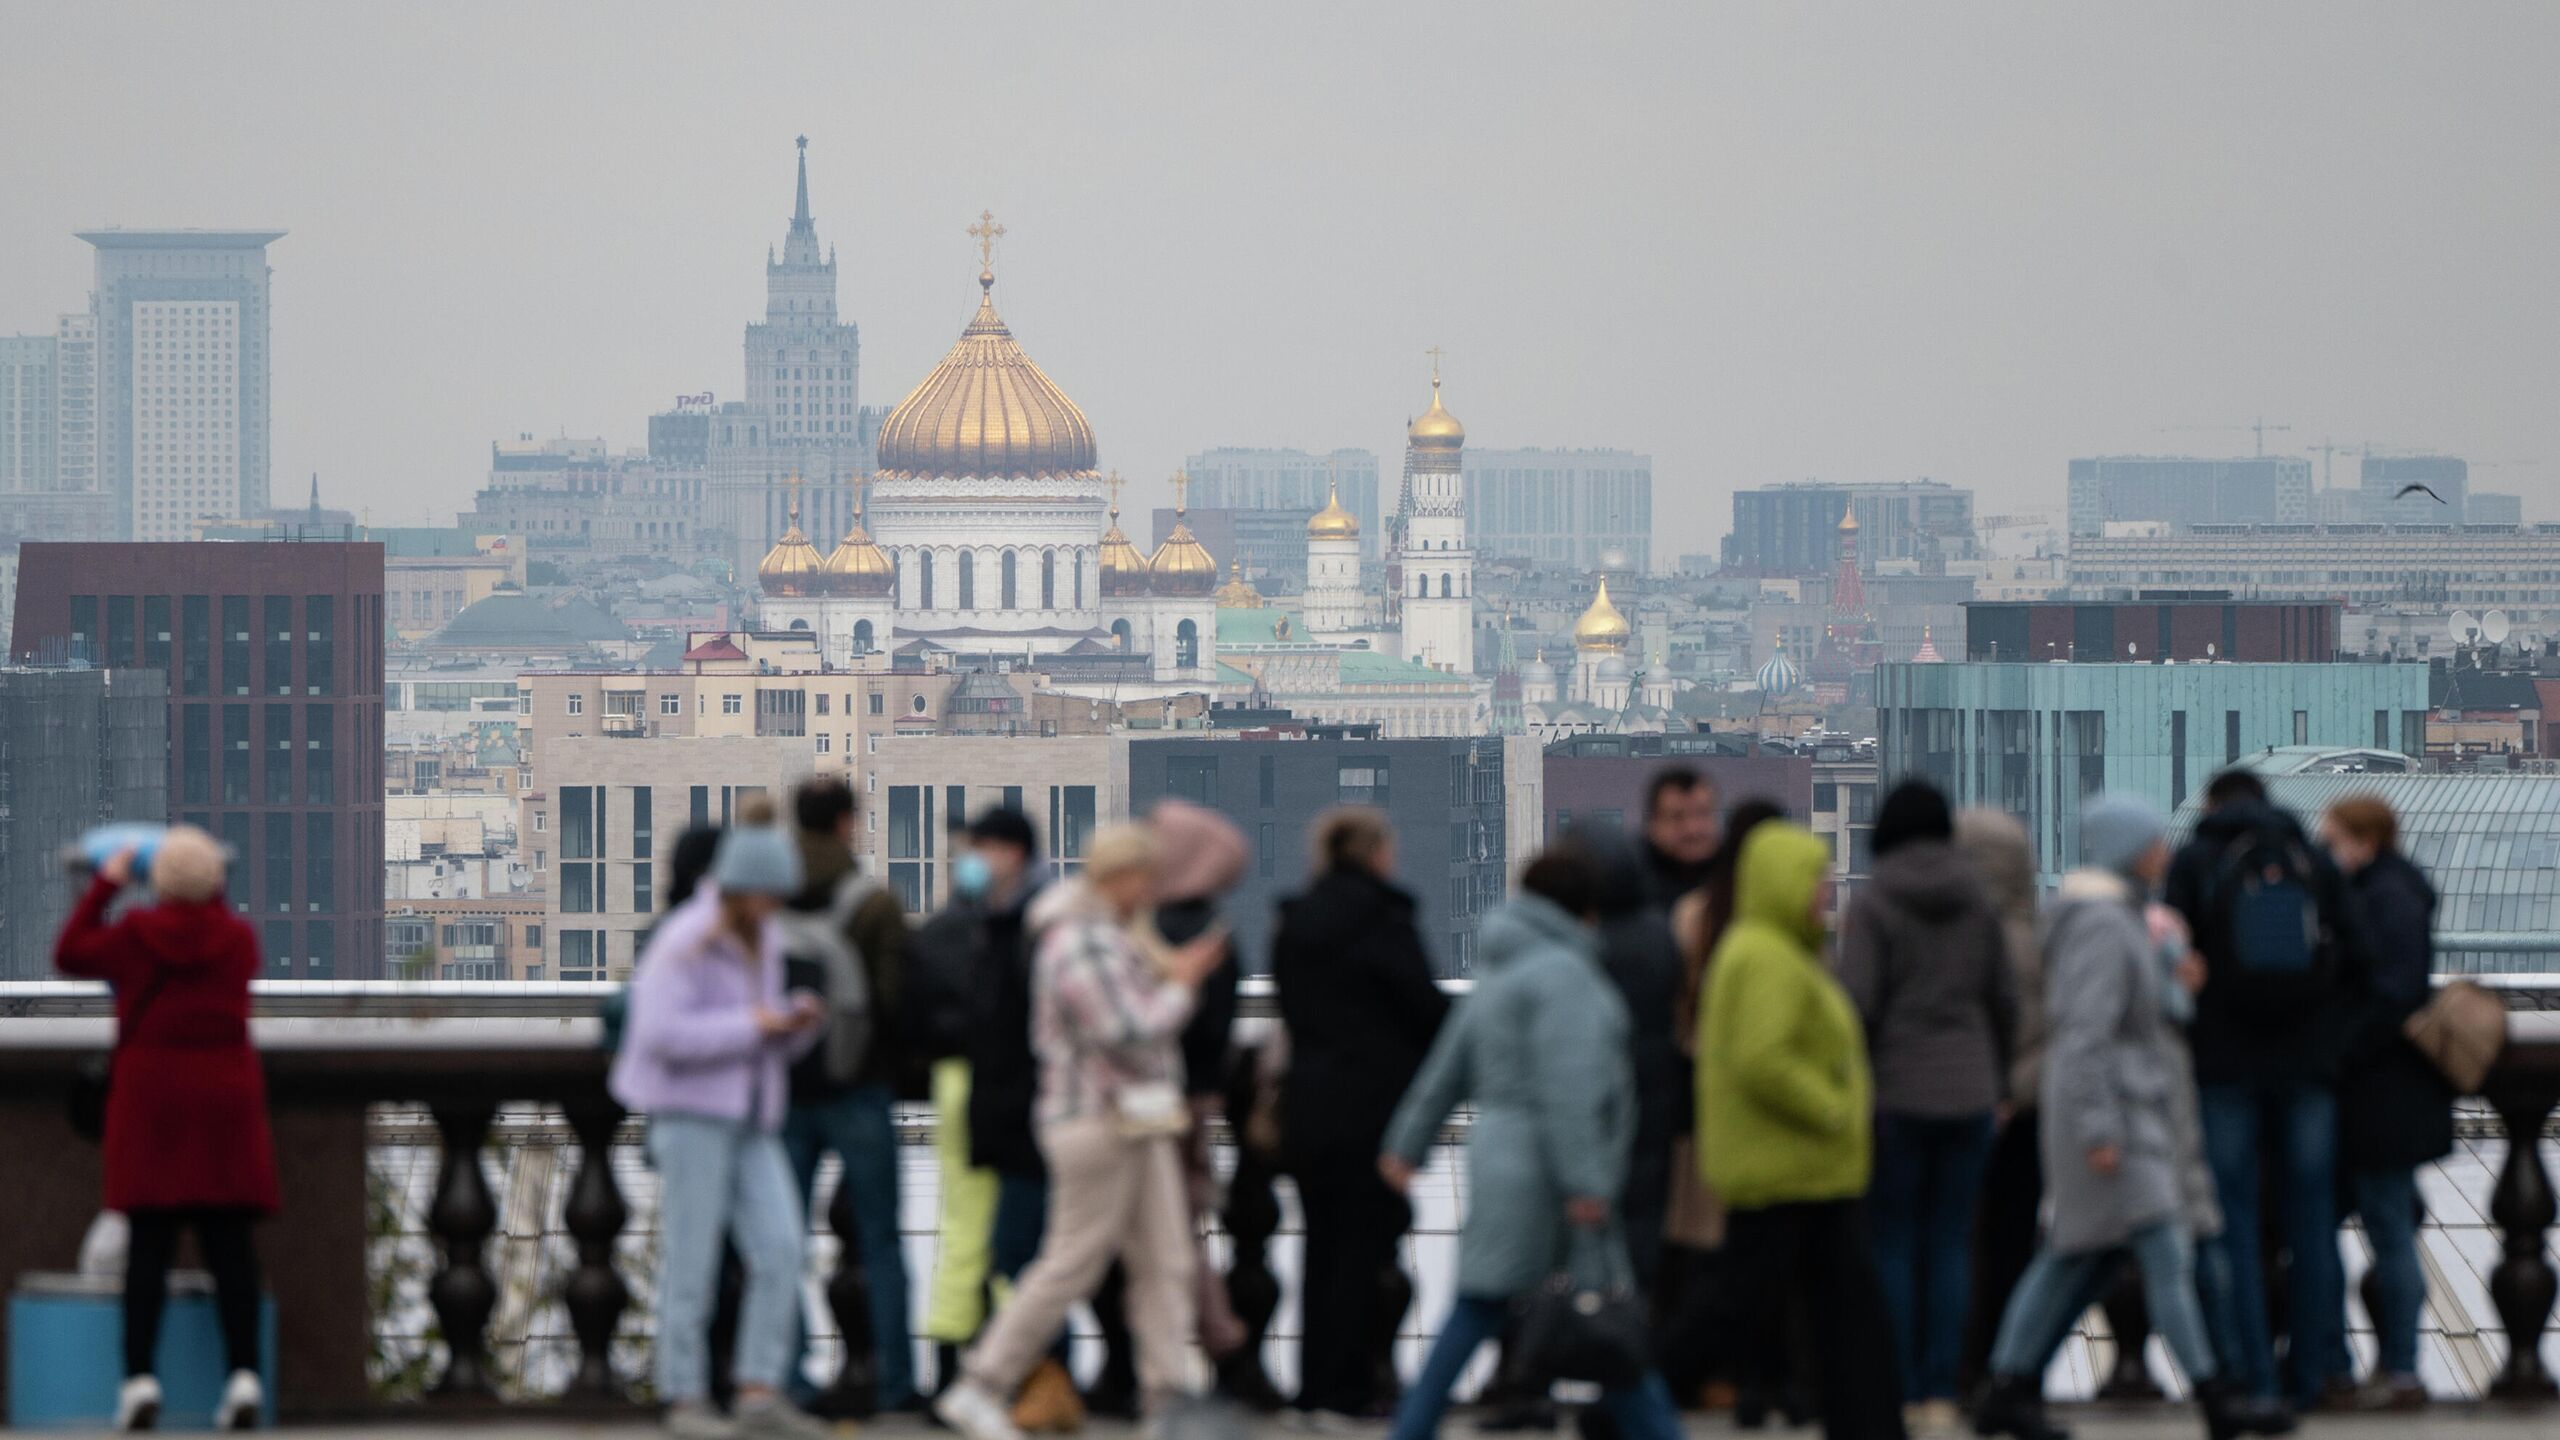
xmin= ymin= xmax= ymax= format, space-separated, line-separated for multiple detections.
xmin=756 ymin=215 xmax=1218 ymax=691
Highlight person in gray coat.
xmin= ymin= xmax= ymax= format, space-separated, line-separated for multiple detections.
xmin=1378 ymin=847 xmax=1683 ymax=1440
xmin=1973 ymin=796 xmax=2249 ymax=1440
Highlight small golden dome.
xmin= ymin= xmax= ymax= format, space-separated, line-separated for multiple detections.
xmin=874 ymin=262 xmax=1098 ymax=479
xmin=1307 ymin=477 xmax=1359 ymax=540
xmin=1838 ymin=506 xmax=1860 ymax=534
xmin=758 ymin=485 xmax=826 ymax=597
xmin=1572 ymin=575 xmax=1631 ymax=651
xmin=1098 ymin=476 xmax=1150 ymax=597
xmin=1407 ymin=376 xmax=1464 ymax=451
xmin=1149 ymin=509 xmax=1218 ymax=597
xmin=820 ymin=490 xmax=895 ymax=597
xmin=1214 ymin=560 xmax=1266 ymax=610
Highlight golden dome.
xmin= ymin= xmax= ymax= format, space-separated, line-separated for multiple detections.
xmin=1148 ymin=497 xmax=1218 ymax=597
xmin=758 ymin=484 xmax=826 ymax=596
xmin=1407 ymin=375 xmax=1464 ymax=451
xmin=820 ymin=489 xmax=895 ymax=597
xmin=1098 ymin=473 xmax=1150 ymax=597
xmin=874 ymin=258 xmax=1098 ymax=479
xmin=1838 ymin=506 xmax=1860 ymax=534
xmin=1307 ymin=476 xmax=1359 ymax=540
xmin=1214 ymin=560 xmax=1265 ymax=610
xmin=1572 ymin=575 xmax=1631 ymax=651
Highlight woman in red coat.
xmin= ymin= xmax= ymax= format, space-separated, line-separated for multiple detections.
xmin=57 ymin=825 xmax=277 ymax=1432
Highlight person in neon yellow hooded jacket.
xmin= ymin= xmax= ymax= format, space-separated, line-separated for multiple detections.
xmin=1696 ymin=821 xmax=1873 ymax=1209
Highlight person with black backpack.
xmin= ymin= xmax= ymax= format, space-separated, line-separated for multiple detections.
xmin=780 ymin=777 xmax=914 ymax=1415
xmin=2165 ymin=769 xmax=2370 ymax=1417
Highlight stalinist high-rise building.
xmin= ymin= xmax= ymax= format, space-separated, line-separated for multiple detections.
xmin=1394 ymin=360 xmax=1473 ymax=673
xmin=709 ymin=138 xmax=879 ymax=575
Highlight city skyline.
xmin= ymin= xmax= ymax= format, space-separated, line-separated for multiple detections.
xmin=4 ymin=4 xmax=2556 ymax=546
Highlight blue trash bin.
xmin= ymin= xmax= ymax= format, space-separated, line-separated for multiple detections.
xmin=8 ymin=1271 xmax=276 ymax=1429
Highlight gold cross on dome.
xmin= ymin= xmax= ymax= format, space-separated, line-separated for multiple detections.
xmin=784 ymin=472 xmax=803 ymax=525
xmin=1172 ymin=470 xmax=1191 ymax=513
xmin=1106 ymin=470 xmax=1124 ymax=515
xmin=1426 ymin=346 xmax=1446 ymax=384
xmin=968 ymin=210 xmax=1006 ymax=271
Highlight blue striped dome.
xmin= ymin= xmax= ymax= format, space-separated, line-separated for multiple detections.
xmin=1756 ymin=642 xmax=1800 ymax=692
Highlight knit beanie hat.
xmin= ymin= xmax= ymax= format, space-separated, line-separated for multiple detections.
xmin=150 ymin=824 xmax=227 ymax=903
xmin=710 ymin=824 xmax=803 ymax=898
xmin=1871 ymin=780 xmax=1955 ymax=859
xmin=2080 ymin=793 xmax=2167 ymax=879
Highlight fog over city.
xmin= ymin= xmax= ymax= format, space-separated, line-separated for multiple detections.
xmin=5 ymin=2 xmax=2555 ymax=534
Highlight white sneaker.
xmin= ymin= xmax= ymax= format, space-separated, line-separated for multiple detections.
xmin=935 ymin=1380 xmax=1028 ymax=1440
xmin=115 ymin=1375 xmax=162 ymax=1432
xmin=214 ymin=1370 xmax=262 ymax=1431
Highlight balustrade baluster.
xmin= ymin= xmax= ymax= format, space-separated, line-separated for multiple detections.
xmin=426 ymin=1099 xmax=499 ymax=1397
xmin=562 ymin=1098 xmax=631 ymax=1398
xmin=2488 ymin=1074 xmax=2560 ymax=1399
xmin=820 ymin=1173 xmax=879 ymax=1418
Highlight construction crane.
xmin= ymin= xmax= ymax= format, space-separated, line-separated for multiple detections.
xmin=2155 ymin=417 xmax=2294 ymax=457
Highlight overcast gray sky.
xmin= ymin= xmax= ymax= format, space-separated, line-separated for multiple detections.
xmin=5 ymin=3 xmax=2555 ymax=548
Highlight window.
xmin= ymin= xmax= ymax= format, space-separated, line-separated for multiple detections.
xmin=2293 ymin=710 xmax=2309 ymax=746
xmin=182 ymin=706 xmax=210 ymax=804
xmin=1175 ymin=619 xmax=1199 ymax=668
xmin=1000 ymin=551 xmax=1018 ymax=609
xmin=958 ymin=551 xmax=976 ymax=610
xmin=723 ymin=694 xmax=743 ymax=715
xmin=223 ymin=704 xmax=252 ymax=803
xmin=264 ymin=596 xmax=294 ymax=695
xmin=1259 ymin=822 xmax=1277 ymax=878
xmin=815 ymin=693 xmax=831 ymax=716
xmin=561 ymin=785 xmax=603 ymax=860
xmin=869 ymin=691 xmax=885 ymax=716
xmin=631 ymin=786 xmax=652 ymax=859
xmin=304 ymin=596 xmax=333 ymax=694
xmin=919 ymin=551 xmax=935 ymax=609
xmin=1041 ymin=550 xmax=1056 ymax=609
xmin=222 ymin=596 xmax=250 ymax=695
xmin=518 ymin=689 xmax=532 ymax=715
xmin=306 ymin=813 xmax=333 ymax=913
xmin=1258 ymin=755 xmax=1276 ymax=807
xmin=1166 ymin=755 xmax=1218 ymax=806
xmin=1337 ymin=759 xmax=1389 ymax=805
xmin=221 ymin=813 xmax=251 ymax=910
xmin=566 ymin=692 xmax=584 ymax=716
xmin=660 ymin=692 xmax=681 ymax=716
xmin=181 ymin=595 xmax=209 ymax=694
xmin=817 ymin=734 xmax=832 ymax=754
xmin=106 ymin=595 xmax=134 ymax=666
xmin=1813 ymin=782 xmax=1839 ymax=813
xmin=691 ymin=785 xmax=711 ymax=829
xmin=1051 ymin=785 xmax=1097 ymax=874
xmin=2171 ymin=711 xmax=2190 ymax=809
xmin=2226 ymin=710 xmax=2242 ymax=764
xmin=527 ymin=925 xmax=543 ymax=949
xmin=887 ymin=785 xmax=931 ymax=911
xmin=265 ymin=704 xmax=294 ymax=804
xmin=633 ymin=862 xmax=654 ymax=914
xmin=560 ymin=863 xmax=596 ymax=914
xmin=560 ymin=929 xmax=599 ymax=981
xmin=265 ymin=812 xmax=294 ymax=913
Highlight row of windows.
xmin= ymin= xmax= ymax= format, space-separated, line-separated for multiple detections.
xmin=172 ymin=808 xmax=337 ymax=915
xmin=69 ymin=593 xmax=338 ymax=697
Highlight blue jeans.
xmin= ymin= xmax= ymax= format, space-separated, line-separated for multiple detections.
xmin=1387 ymin=1295 xmax=1682 ymax=1440
xmin=649 ymin=1113 xmax=807 ymax=1403
xmin=2352 ymin=1167 xmax=2424 ymax=1380
xmin=783 ymin=1086 xmax=915 ymax=1408
xmin=1869 ymin=1110 xmax=1995 ymax=1401
xmin=1990 ymin=1222 xmax=2219 ymax=1387
xmin=2199 ymin=1081 xmax=2341 ymax=1403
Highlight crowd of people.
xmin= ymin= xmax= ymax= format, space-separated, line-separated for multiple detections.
xmin=61 ymin=761 xmax=2462 ymax=1440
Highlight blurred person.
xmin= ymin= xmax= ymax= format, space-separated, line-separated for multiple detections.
xmin=58 ymin=827 xmax=276 ymax=1433
xmin=1972 ymin=795 xmax=2256 ymax=1440
xmin=1640 ymin=766 xmax=1721 ymax=902
xmin=1951 ymin=809 xmax=2048 ymax=1394
xmin=1377 ymin=846 xmax=1685 ymax=1440
xmin=934 ymin=826 xmax=1228 ymax=1440
xmin=780 ymin=777 xmax=914 ymax=1413
xmin=2167 ymin=770 xmax=2369 ymax=1411
xmin=1272 ymin=808 xmax=1450 ymax=1426
xmin=1696 ymin=823 xmax=1903 ymax=1440
xmin=2321 ymin=795 xmax=2448 ymax=1412
xmin=609 ymin=804 xmax=833 ymax=1440
xmin=1835 ymin=781 xmax=2017 ymax=1429
xmin=1571 ymin=827 xmax=1688 ymax=1300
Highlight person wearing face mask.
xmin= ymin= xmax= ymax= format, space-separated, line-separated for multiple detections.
xmin=1971 ymin=796 xmax=2259 ymax=1440
xmin=933 ymin=825 xmax=1228 ymax=1440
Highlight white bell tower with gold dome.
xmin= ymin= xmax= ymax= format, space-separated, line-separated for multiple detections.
xmin=1303 ymin=467 xmax=1365 ymax=639
xmin=1396 ymin=351 xmax=1474 ymax=673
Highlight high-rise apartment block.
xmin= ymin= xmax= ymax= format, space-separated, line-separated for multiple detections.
xmin=2066 ymin=455 xmax=2310 ymax=536
xmin=1463 ymin=447 xmax=1652 ymax=572
xmin=1723 ymin=480 xmax=1977 ymax=577
xmin=0 ymin=666 xmax=168 ymax=980
xmin=1183 ymin=447 xmax=1383 ymax=568
xmin=80 ymin=231 xmax=283 ymax=540
xmin=10 ymin=540 xmax=386 ymax=977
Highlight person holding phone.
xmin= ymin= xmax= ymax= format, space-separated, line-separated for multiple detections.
xmin=610 ymin=801 xmax=833 ymax=1440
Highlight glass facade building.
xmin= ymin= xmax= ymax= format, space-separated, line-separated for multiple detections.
xmin=1876 ymin=660 xmax=2430 ymax=885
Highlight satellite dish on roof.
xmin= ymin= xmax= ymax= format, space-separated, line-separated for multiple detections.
xmin=2484 ymin=610 xmax=2512 ymax=644
xmin=2450 ymin=610 xmax=2480 ymax=646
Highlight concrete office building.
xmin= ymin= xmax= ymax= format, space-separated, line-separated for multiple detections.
xmin=1464 ymin=448 xmax=1653 ymax=572
xmin=0 ymin=667 xmax=168 ymax=980
xmin=1961 ymin=599 xmax=2340 ymax=664
xmin=10 ymin=539 xmax=386 ymax=977
xmin=2066 ymin=456 xmax=2311 ymax=536
xmin=2469 ymin=492 xmax=2524 ymax=526
xmin=1877 ymin=659 xmax=2430 ymax=886
xmin=1125 ymin=734 xmax=1538 ymax=978
xmin=1183 ymin=447 xmax=1384 ymax=569
xmin=0 ymin=335 xmax=58 ymax=494
xmin=1542 ymin=732 xmax=1812 ymax=837
xmin=2064 ymin=524 xmax=2560 ymax=617
xmin=2361 ymin=455 xmax=2468 ymax=527
xmin=80 ymin=230 xmax=283 ymax=540
xmin=862 ymin=734 xmax=1125 ymax=916
xmin=1723 ymin=480 xmax=1978 ymax=577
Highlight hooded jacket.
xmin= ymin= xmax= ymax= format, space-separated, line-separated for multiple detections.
xmin=1956 ymin=809 xmax=2047 ymax=1108
xmin=2340 ymin=849 xmax=2453 ymax=1169
xmin=1383 ymin=893 xmax=1634 ymax=1298
xmin=609 ymin=885 xmax=821 ymax=1131
xmin=2165 ymin=799 xmax=2370 ymax=1085
xmin=1272 ymin=865 xmax=1449 ymax=1163
xmin=1835 ymin=837 xmax=2018 ymax=1118
xmin=56 ymin=875 xmax=280 ymax=1215
xmin=1696 ymin=824 xmax=1872 ymax=1210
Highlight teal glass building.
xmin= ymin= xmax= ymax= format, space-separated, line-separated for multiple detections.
xmin=1876 ymin=660 xmax=2430 ymax=884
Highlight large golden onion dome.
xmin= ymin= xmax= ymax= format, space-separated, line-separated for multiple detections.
xmin=1148 ymin=493 xmax=1218 ymax=598
xmin=874 ymin=253 xmax=1098 ymax=479
xmin=1098 ymin=474 xmax=1150 ymax=597
xmin=1572 ymin=575 xmax=1632 ymax=652
xmin=820 ymin=489 xmax=895 ymax=597
xmin=1407 ymin=375 xmax=1464 ymax=451
xmin=1306 ymin=476 xmax=1359 ymax=540
xmin=1214 ymin=560 xmax=1265 ymax=610
xmin=758 ymin=485 xmax=826 ymax=597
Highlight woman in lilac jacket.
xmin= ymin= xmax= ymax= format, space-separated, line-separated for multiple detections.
xmin=609 ymin=813 xmax=829 ymax=1440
